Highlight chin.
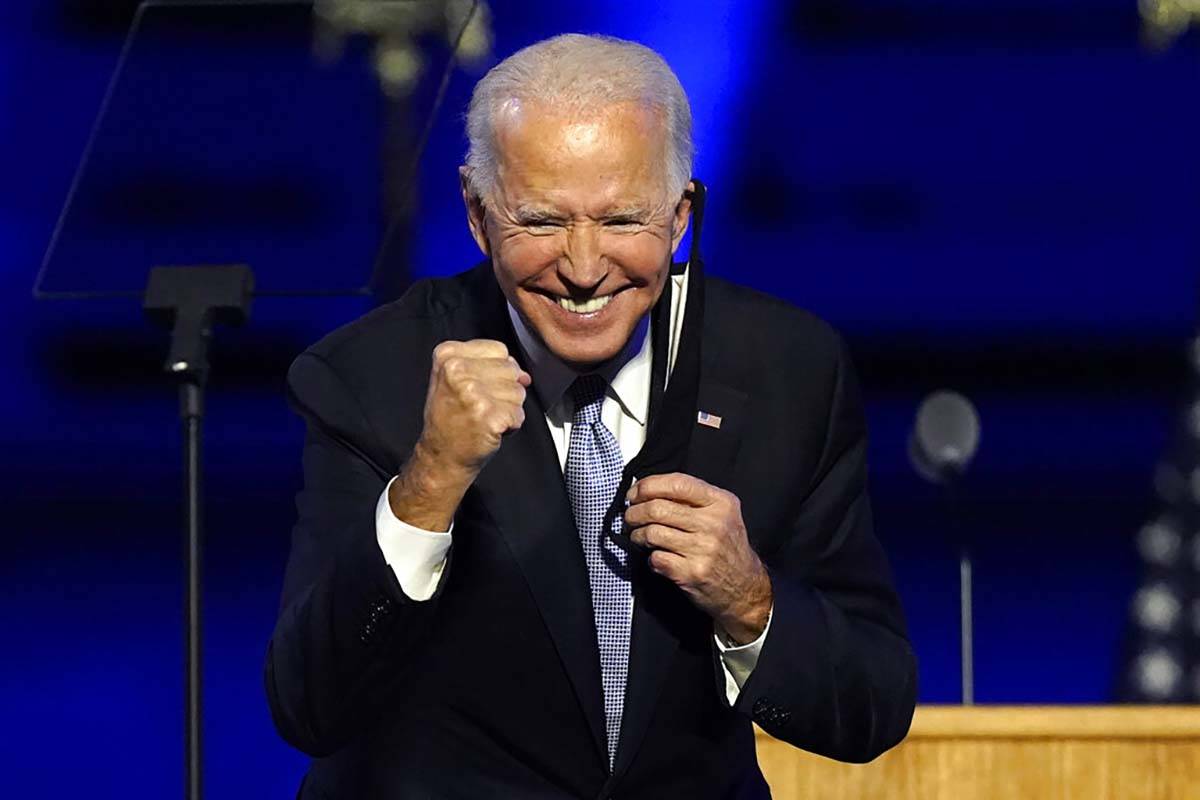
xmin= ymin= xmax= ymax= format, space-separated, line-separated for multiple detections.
xmin=545 ymin=332 xmax=627 ymax=370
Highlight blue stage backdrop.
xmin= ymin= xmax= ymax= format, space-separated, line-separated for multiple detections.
xmin=2 ymin=1 xmax=1196 ymax=797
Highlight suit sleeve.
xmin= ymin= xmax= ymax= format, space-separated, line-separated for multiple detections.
xmin=264 ymin=351 xmax=450 ymax=757
xmin=732 ymin=335 xmax=917 ymax=763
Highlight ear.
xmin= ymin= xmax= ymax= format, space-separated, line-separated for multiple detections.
xmin=669 ymin=179 xmax=695 ymax=255
xmin=460 ymin=166 xmax=491 ymax=257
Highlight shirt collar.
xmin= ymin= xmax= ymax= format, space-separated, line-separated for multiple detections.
xmin=507 ymin=303 xmax=650 ymax=426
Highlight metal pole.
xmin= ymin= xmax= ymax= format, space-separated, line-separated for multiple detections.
xmin=182 ymin=381 xmax=204 ymax=800
xmin=960 ymin=546 xmax=974 ymax=706
xmin=144 ymin=265 xmax=251 ymax=800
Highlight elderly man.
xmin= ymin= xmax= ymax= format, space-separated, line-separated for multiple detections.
xmin=266 ymin=34 xmax=916 ymax=799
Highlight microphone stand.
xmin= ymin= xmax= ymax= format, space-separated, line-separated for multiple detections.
xmin=910 ymin=390 xmax=980 ymax=707
xmin=960 ymin=546 xmax=974 ymax=705
xmin=947 ymin=478 xmax=973 ymax=705
xmin=144 ymin=265 xmax=253 ymax=800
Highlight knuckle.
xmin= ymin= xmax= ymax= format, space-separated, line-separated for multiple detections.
xmin=470 ymin=398 xmax=491 ymax=419
xmin=476 ymin=339 xmax=508 ymax=358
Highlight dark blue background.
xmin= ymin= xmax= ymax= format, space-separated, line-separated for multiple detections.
xmin=2 ymin=1 xmax=1196 ymax=796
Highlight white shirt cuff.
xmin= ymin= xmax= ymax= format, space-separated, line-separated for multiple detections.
xmin=375 ymin=475 xmax=452 ymax=601
xmin=713 ymin=604 xmax=773 ymax=705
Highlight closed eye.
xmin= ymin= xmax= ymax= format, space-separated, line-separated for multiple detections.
xmin=520 ymin=216 xmax=566 ymax=228
xmin=604 ymin=216 xmax=645 ymax=227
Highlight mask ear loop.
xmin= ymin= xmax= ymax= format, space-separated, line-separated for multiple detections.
xmin=671 ymin=179 xmax=705 ymax=277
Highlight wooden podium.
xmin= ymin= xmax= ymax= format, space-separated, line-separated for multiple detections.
xmin=755 ymin=706 xmax=1200 ymax=799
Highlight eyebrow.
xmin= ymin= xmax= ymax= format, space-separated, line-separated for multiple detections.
xmin=513 ymin=206 xmax=569 ymax=224
xmin=510 ymin=204 xmax=653 ymax=224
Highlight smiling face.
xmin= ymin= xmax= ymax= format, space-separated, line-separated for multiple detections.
xmin=462 ymin=99 xmax=691 ymax=370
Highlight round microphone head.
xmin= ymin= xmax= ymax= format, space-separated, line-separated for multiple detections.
xmin=909 ymin=390 xmax=981 ymax=484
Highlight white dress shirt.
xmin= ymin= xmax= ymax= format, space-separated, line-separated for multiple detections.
xmin=374 ymin=270 xmax=770 ymax=704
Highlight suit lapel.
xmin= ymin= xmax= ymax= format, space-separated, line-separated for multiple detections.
xmin=457 ymin=266 xmax=610 ymax=765
xmin=607 ymin=376 xmax=749 ymax=784
xmin=471 ymin=405 xmax=610 ymax=766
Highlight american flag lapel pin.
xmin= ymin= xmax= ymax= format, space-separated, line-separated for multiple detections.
xmin=697 ymin=410 xmax=722 ymax=429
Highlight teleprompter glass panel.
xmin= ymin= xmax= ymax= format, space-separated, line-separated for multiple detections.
xmin=36 ymin=0 xmax=467 ymax=298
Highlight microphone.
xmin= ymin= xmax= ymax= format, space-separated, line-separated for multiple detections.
xmin=909 ymin=390 xmax=981 ymax=705
xmin=909 ymin=390 xmax=980 ymax=485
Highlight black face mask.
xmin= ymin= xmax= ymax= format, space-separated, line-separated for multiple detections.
xmin=606 ymin=178 xmax=708 ymax=549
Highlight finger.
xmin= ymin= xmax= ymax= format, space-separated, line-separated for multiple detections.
xmin=487 ymin=401 xmax=527 ymax=435
xmin=457 ymin=339 xmax=510 ymax=359
xmin=446 ymin=358 xmax=528 ymax=387
xmin=433 ymin=339 xmax=499 ymax=363
xmin=647 ymin=549 xmax=687 ymax=581
xmin=498 ymin=404 xmax=526 ymax=435
xmin=432 ymin=339 xmax=463 ymax=361
xmin=434 ymin=340 xmax=511 ymax=370
xmin=623 ymin=498 xmax=703 ymax=532
xmin=628 ymin=472 xmax=718 ymax=508
xmin=491 ymin=380 xmax=530 ymax=409
xmin=504 ymin=356 xmax=534 ymax=387
xmin=628 ymin=523 xmax=692 ymax=554
xmin=476 ymin=381 xmax=526 ymax=414
xmin=439 ymin=355 xmax=513 ymax=387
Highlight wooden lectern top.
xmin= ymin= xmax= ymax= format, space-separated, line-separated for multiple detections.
xmin=755 ymin=705 xmax=1200 ymax=800
xmin=904 ymin=704 xmax=1200 ymax=740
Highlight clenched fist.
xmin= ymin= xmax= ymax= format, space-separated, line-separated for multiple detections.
xmin=421 ymin=339 xmax=532 ymax=470
xmin=389 ymin=339 xmax=532 ymax=531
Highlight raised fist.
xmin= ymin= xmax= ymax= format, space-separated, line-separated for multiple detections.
xmin=418 ymin=339 xmax=532 ymax=473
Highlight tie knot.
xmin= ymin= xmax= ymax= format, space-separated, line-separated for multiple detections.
xmin=569 ymin=374 xmax=607 ymax=425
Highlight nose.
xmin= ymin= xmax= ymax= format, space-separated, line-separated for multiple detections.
xmin=559 ymin=223 xmax=607 ymax=293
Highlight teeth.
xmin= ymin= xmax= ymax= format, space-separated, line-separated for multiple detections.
xmin=557 ymin=295 xmax=613 ymax=314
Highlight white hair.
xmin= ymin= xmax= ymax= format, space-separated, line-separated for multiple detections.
xmin=464 ymin=33 xmax=693 ymax=200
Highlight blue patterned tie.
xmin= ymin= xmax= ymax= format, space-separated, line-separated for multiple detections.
xmin=565 ymin=374 xmax=632 ymax=769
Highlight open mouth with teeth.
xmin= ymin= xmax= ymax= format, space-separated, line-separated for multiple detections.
xmin=524 ymin=285 xmax=640 ymax=364
xmin=556 ymin=294 xmax=613 ymax=314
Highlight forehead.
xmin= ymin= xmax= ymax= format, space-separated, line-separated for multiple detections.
xmin=490 ymin=99 xmax=669 ymax=210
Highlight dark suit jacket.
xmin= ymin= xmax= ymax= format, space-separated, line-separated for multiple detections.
xmin=265 ymin=262 xmax=917 ymax=799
